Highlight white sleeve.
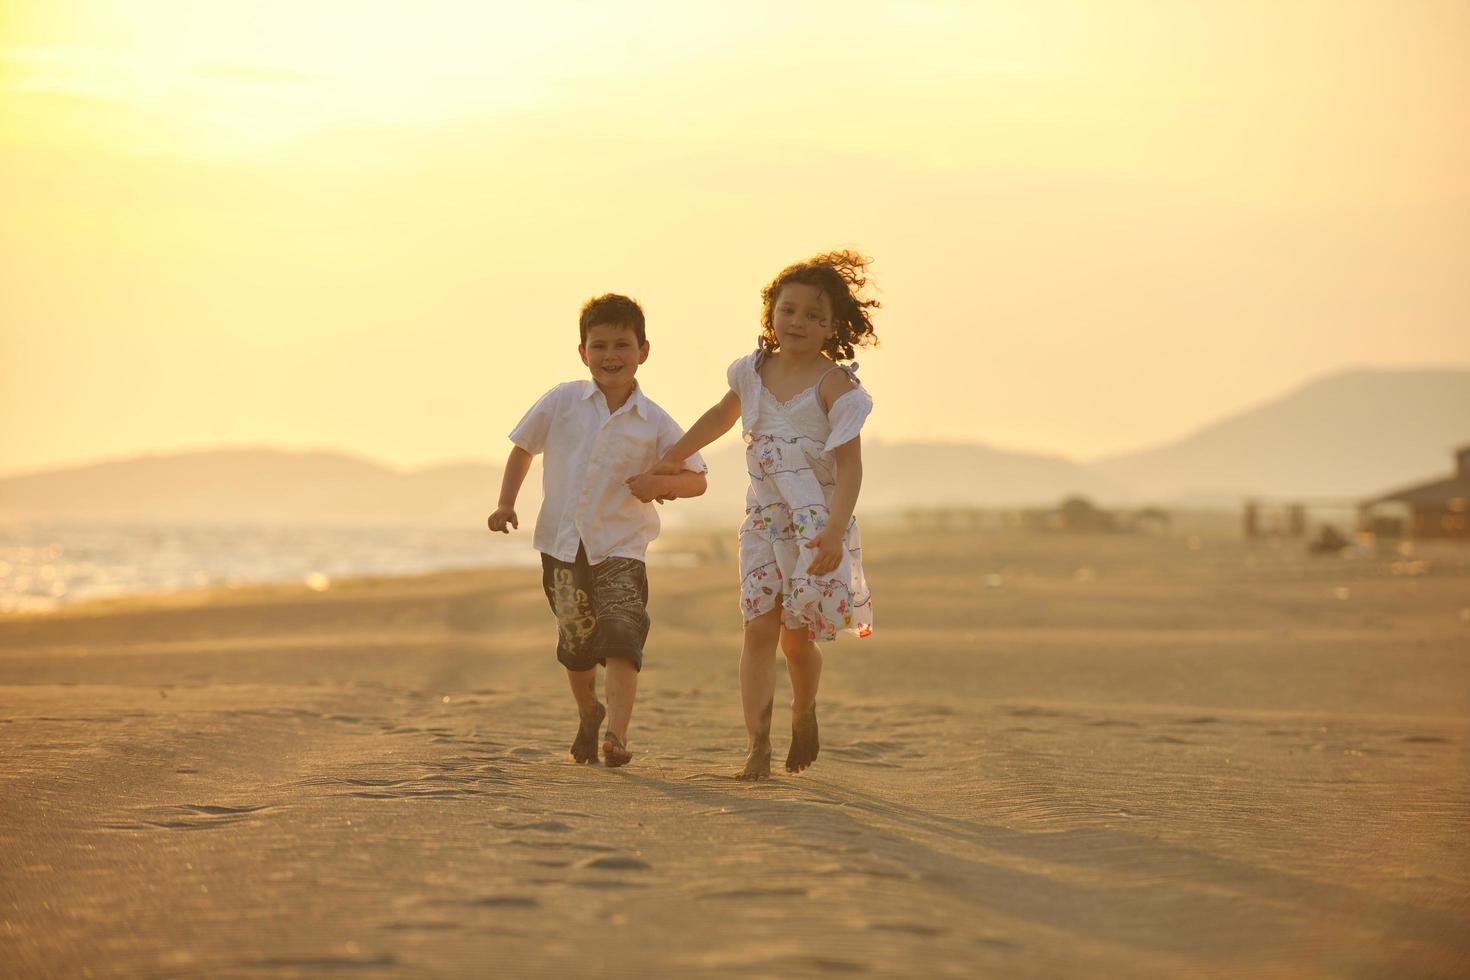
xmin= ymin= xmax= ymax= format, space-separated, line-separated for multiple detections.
xmin=725 ymin=354 xmax=749 ymax=393
xmin=657 ymin=413 xmax=709 ymax=473
xmin=508 ymin=384 xmax=563 ymax=455
xmin=823 ymin=386 xmax=872 ymax=453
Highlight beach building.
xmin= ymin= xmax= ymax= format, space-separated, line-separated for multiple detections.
xmin=1359 ymin=445 xmax=1470 ymax=540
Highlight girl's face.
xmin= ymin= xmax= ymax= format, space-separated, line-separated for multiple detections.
xmin=771 ymin=283 xmax=836 ymax=356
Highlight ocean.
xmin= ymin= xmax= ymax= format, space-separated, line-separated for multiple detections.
xmin=0 ymin=520 xmax=544 ymax=613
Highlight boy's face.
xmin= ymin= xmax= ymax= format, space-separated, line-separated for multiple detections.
xmin=579 ymin=322 xmax=649 ymax=390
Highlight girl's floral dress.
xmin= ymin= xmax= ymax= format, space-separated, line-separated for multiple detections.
xmin=728 ymin=350 xmax=874 ymax=642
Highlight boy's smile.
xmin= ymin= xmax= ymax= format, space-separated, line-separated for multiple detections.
xmin=579 ymin=322 xmax=649 ymax=398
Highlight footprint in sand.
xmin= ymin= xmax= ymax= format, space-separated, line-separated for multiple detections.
xmin=699 ymin=885 xmax=807 ymax=900
xmin=378 ymin=920 xmax=464 ymax=932
xmin=468 ymin=895 xmax=540 ymax=908
xmin=102 ymin=802 xmax=274 ymax=832
xmin=868 ymin=921 xmax=947 ymax=937
xmin=500 ymin=819 xmax=574 ymax=833
xmin=347 ymin=787 xmax=478 ymax=800
xmin=567 ymin=854 xmax=653 ymax=890
xmin=509 ymin=839 xmax=615 ymax=853
xmin=240 ymin=954 xmax=397 ymax=970
xmin=826 ymin=740 xmax=903 ymax=767
xmin=1007 ymin=705 xmax=1067 ymax=719
xmin=577 ymin=855 xmax=652 ymax=871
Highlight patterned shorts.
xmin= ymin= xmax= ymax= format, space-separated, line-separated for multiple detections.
xmin=539 ymin=544 xmax=650 ymax=672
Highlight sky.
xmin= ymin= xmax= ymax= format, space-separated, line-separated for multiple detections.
xmin=2 ymin=0 xmax=1467 ymax=477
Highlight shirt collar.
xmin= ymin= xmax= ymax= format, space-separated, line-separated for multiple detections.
xmin=580 ymin=379 xmax=645 ymax=417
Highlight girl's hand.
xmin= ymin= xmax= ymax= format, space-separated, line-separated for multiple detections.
xmin=650 ymin=458 xmax=686 ymax=476
xmin=804 ymin=526 xmax=845 ymax=578
xmin=625 ymin=472 xmax=668 ymax=503
xmin=487 ymin=507 xmax=518 ymax=533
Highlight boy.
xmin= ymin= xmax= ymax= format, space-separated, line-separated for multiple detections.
xmin=488 ymin=294 xmax=707 ymax=767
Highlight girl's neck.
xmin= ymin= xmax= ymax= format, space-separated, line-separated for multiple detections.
xmin=769 ymin=348 xmax=832 ymax=372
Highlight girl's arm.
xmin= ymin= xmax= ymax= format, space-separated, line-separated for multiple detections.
xmin=626 ymin=468 xmax=707 ymax=503
xmin=487 ymin=445 xmax=534 ymax=533
xmin=657 ymin=390 xmax=742 ymax=469
xmin=805 ymin=435 xmax=862 ymax=576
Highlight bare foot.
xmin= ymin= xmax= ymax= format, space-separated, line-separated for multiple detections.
xmin=571 ymin=702 xmax=605 ymax=764
xmin=736 ymin=739 xmax=772 ymax=780
xmin=786 ymin=704 xmax=819 ymax=773
xmin=602 ymin=730 xmax=633 ymax=768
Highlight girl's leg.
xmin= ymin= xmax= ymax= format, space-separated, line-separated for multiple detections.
xmin=737 ymin=606 xmax=783 ymax=780
xmin=780 ymin=627 xmax=822 ymax=714
xmin=780 ymin=627 xmax=822 ymax=772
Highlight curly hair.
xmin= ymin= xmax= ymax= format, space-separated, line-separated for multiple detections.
xmin=579 ymin=293 xmax=646 ymax=345
xmin=758 ymin=250 xmax=879 ymax=362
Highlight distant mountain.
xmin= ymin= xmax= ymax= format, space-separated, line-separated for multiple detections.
xmin=1093 ymin=369 xmax=1470 ymax=500
xmin=4 ymin=368 xmax=1464 ymax=523
xmin=0 ymin=449 xmax=515 ymax=526
xmin=671 ymin=441 xmax=1132 ymax=524
xmin=0 ymin=441 xmax=1127 ymax=526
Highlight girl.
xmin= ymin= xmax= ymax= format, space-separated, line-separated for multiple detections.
xmin=647 ymin=250 xmax=878 ymax=779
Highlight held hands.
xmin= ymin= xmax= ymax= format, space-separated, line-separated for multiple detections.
xmin=625 ymin=472 xmax=666 ymax=503
xmin=804 ymin=526 xmax=845 ymax=578
xmin=487 ymin=507 xmax=518 ymax=534
xmin=625 ymin=459 xmax=687 ymax=504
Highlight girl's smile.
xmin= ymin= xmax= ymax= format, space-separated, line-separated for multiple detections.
xmin=771 ymin=283 xmax=835 ymax=356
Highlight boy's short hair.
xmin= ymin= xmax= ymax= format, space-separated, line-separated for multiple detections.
xmin=579 ymin=294 xmax=646 ymax=346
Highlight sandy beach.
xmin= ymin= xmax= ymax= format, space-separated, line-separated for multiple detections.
xmin=2 ymin=527 xmax=1467 ymax=978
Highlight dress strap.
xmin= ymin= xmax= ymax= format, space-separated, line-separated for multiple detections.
xmin=817 ymin=361 xmax=861 ymax=387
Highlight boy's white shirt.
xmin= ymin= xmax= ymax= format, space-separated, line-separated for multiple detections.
xmin=509 ymin=380 xmax=707 ymax=565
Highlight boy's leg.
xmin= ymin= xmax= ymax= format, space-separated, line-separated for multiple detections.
xmin=737 ymin=606 xmax=783 ymax=780
xmin=780 ymin=626 xmax=822 ymax=773
xmin=604 ymin=659 xmax=638 ymax=744
xmin=588 ymin=556 xmax=649 ymax=768
xmin=566 ymin=667 xmax=604 ymax=764
xmin=542 ymin=551 xmax=603 ymax=763
xmin=566 ymin=665 xmax=599 ymax=712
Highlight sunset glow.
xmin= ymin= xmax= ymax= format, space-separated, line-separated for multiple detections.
xmin=2 ymin=0 xmax=1466 ymax=475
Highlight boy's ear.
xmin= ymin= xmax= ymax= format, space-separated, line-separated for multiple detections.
xmin=578 ymin=344 xmax=589 ymax=366
xmin=638 ymin=341 xmax=650 ymax=364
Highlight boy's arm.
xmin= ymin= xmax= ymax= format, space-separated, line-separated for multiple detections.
xmin=656 ymin=390 xmax=741 ymax=468
xmin=488 ymin=446 xmax=534 ymax=533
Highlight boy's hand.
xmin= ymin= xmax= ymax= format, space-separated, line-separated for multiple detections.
xmin=625 ymin=472 xmax=668 ymax=504
xmin=487 ymin=507 xmax=518 ymax=533
xmin=804 ymin=526 xmax=845 ymax=578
